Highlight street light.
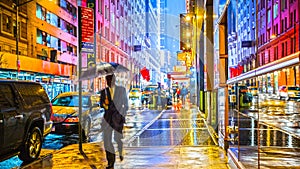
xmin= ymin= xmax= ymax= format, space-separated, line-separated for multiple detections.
xmin=14 ymin=0 xmax=33 ymax=79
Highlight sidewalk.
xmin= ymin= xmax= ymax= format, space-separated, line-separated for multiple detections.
xmin=23 ymin=106 xmax=231 ymax=169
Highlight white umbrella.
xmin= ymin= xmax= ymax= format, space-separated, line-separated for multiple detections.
xmin=79 ymin=62 xmax=129 ymax=81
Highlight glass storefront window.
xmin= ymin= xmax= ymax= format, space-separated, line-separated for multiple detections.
xmin=227 ymin=68 xmax=300 ymax=168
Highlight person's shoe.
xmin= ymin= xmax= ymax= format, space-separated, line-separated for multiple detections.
xmin=119 ymin=155 xmax=124 ymax=161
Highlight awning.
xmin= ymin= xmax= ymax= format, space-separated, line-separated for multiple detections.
xmin=227 ymin=51 xmax=300 ymax=84
xmin=0 ymin=52 xmax=73 ymax=77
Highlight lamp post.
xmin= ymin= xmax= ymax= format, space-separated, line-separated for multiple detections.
xmin=180 ymin=13 xmax=198 ymax=105
xmin=14 ymin=0 xmax=33 ymax=79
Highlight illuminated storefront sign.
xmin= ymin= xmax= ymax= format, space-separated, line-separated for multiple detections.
xmin=80 ymin=6 xmax=94 ymax=53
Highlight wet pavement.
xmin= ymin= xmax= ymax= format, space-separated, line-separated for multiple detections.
xmin=19 ymin=106 xmax=230 ymax=169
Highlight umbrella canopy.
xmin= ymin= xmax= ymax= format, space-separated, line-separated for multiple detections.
xmin=79 ymin=62 xmax=129 ymax=81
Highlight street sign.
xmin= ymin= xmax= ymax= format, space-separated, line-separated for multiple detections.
xmin=134 ymin=45 xmax=142 ymax=51
xmin=241 ymin=41 xmax=255 ymax=47
xmin=82 ymin=42 xmax=94 ymax=53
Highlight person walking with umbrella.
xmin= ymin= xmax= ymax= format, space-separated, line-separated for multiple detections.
xmin=100 ymin=74 xmax=129 ymax=169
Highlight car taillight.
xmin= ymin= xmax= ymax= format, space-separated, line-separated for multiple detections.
xmin=64 ymin=116 xmax=79 ymax=123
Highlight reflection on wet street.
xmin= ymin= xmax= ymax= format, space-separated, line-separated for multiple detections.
xmin=16 ymin=107 xmax=228 ymax=169
xmin=128 ymin=108 xmax=216 ymax=147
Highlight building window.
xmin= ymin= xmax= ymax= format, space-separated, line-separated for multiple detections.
xmin=291 ymin=37 xmax=294 ymax=53
xmin=294 ymin=10 xmax=297 ymax=23
xmin=281 ymin=43 xmax=284 ymax=57
xmin=20 ymin=22 xmax=27 ymax=39
xmin=273 ymin=3 xmax=278 ymax=18
xmin=267 ymin=9 xmax=271 ymax=24
xmin=281 ymin=19 xmax=284 ymax=33
xmin=281 ymin=0 xmax=287 ymax=11
xmin=285 ymin=41 xmax=288 ymax=56
xmin=98 ymin=0 xmax=103 ymax=14
xmin=105 ymin=6 xmax=108 ymax=20
xmin=274 ymin=46 xmax=278 ymax=60
xmin=2 ymin=13 xmax=12 ymax=34
xmin=60 ymin=0 xmax=77 ymax=19
xmin=261 ymin=0 xmax=265 ymax=9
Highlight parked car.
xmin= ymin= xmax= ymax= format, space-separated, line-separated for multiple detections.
xmin=279 ymin=86 xmax=300 ymax=100
xmin=0 ymin=80 xmax=53 ymax=162
xmin=50 ymin=92 xmax=104 ymax=142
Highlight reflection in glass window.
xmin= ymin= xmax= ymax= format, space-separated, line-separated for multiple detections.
xmin=36 ymin=29 xmax=43 ymax=44
xmin=50 ymin=36 xmax=58 ymax=49
xmin=49 ymin=12 xmax=58 ymax=27
xmin=61 ymin=40 xmax=67 ymax=52
xmin=60 ymin=0 xmax=67 ymax=9
xmin=15 ymin=83 xmax=49 ymax=106
xmin=60 ymin=19 xmax=67 ymax=32
xmin=36 ymin=4 xmax=43 ymax=19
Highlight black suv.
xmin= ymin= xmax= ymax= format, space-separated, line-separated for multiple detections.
xmin=0 ymin=80 xmax=53 ymax=162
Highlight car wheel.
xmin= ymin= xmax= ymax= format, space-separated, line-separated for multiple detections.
xmin=82 ymin=119 xmax=91 ymax=143
xmin=19 ymin=127 xmax=42 ymax=162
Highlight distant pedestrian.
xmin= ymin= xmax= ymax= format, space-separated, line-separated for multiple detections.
xmin=180 ymin=85 xmax=188 ymax=108
xmin=157 ymin=82 xmax=162 ymax=108
xmin=100 ymin=74 xmax=129 ymax=169
xmin=176 ymin=88 xmax=180 ymax=101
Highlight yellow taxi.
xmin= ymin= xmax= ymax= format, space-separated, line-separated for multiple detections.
xmin=129 ymin=88 xmax=142 ymax=99
xmin=50 ymin=92 xmax=104 ymax=142
xmin=249 ymin=86 xmax=258 ymax=96
xmin=259 ymin=99 xmax=286 ymax=108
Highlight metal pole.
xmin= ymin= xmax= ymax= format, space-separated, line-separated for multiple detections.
xmin=78 ymin=7 xmax=83 ymax=152
xmin=255 ymin=0 xmax=260 ymax=167
xmin=16 ymin=0 xmax=19 ymax=79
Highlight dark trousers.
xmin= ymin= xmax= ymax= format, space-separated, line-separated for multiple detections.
xmin=103 ymin=125 xmax=123 ymax=167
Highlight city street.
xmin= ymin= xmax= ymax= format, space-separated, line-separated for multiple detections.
xmin=23 ymin=106 xmax=229 ymax=169
xmin=1 ymin=0 xmax=300 ymax=168
xmin=0 ymin=106 xmax=230 ymax=169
